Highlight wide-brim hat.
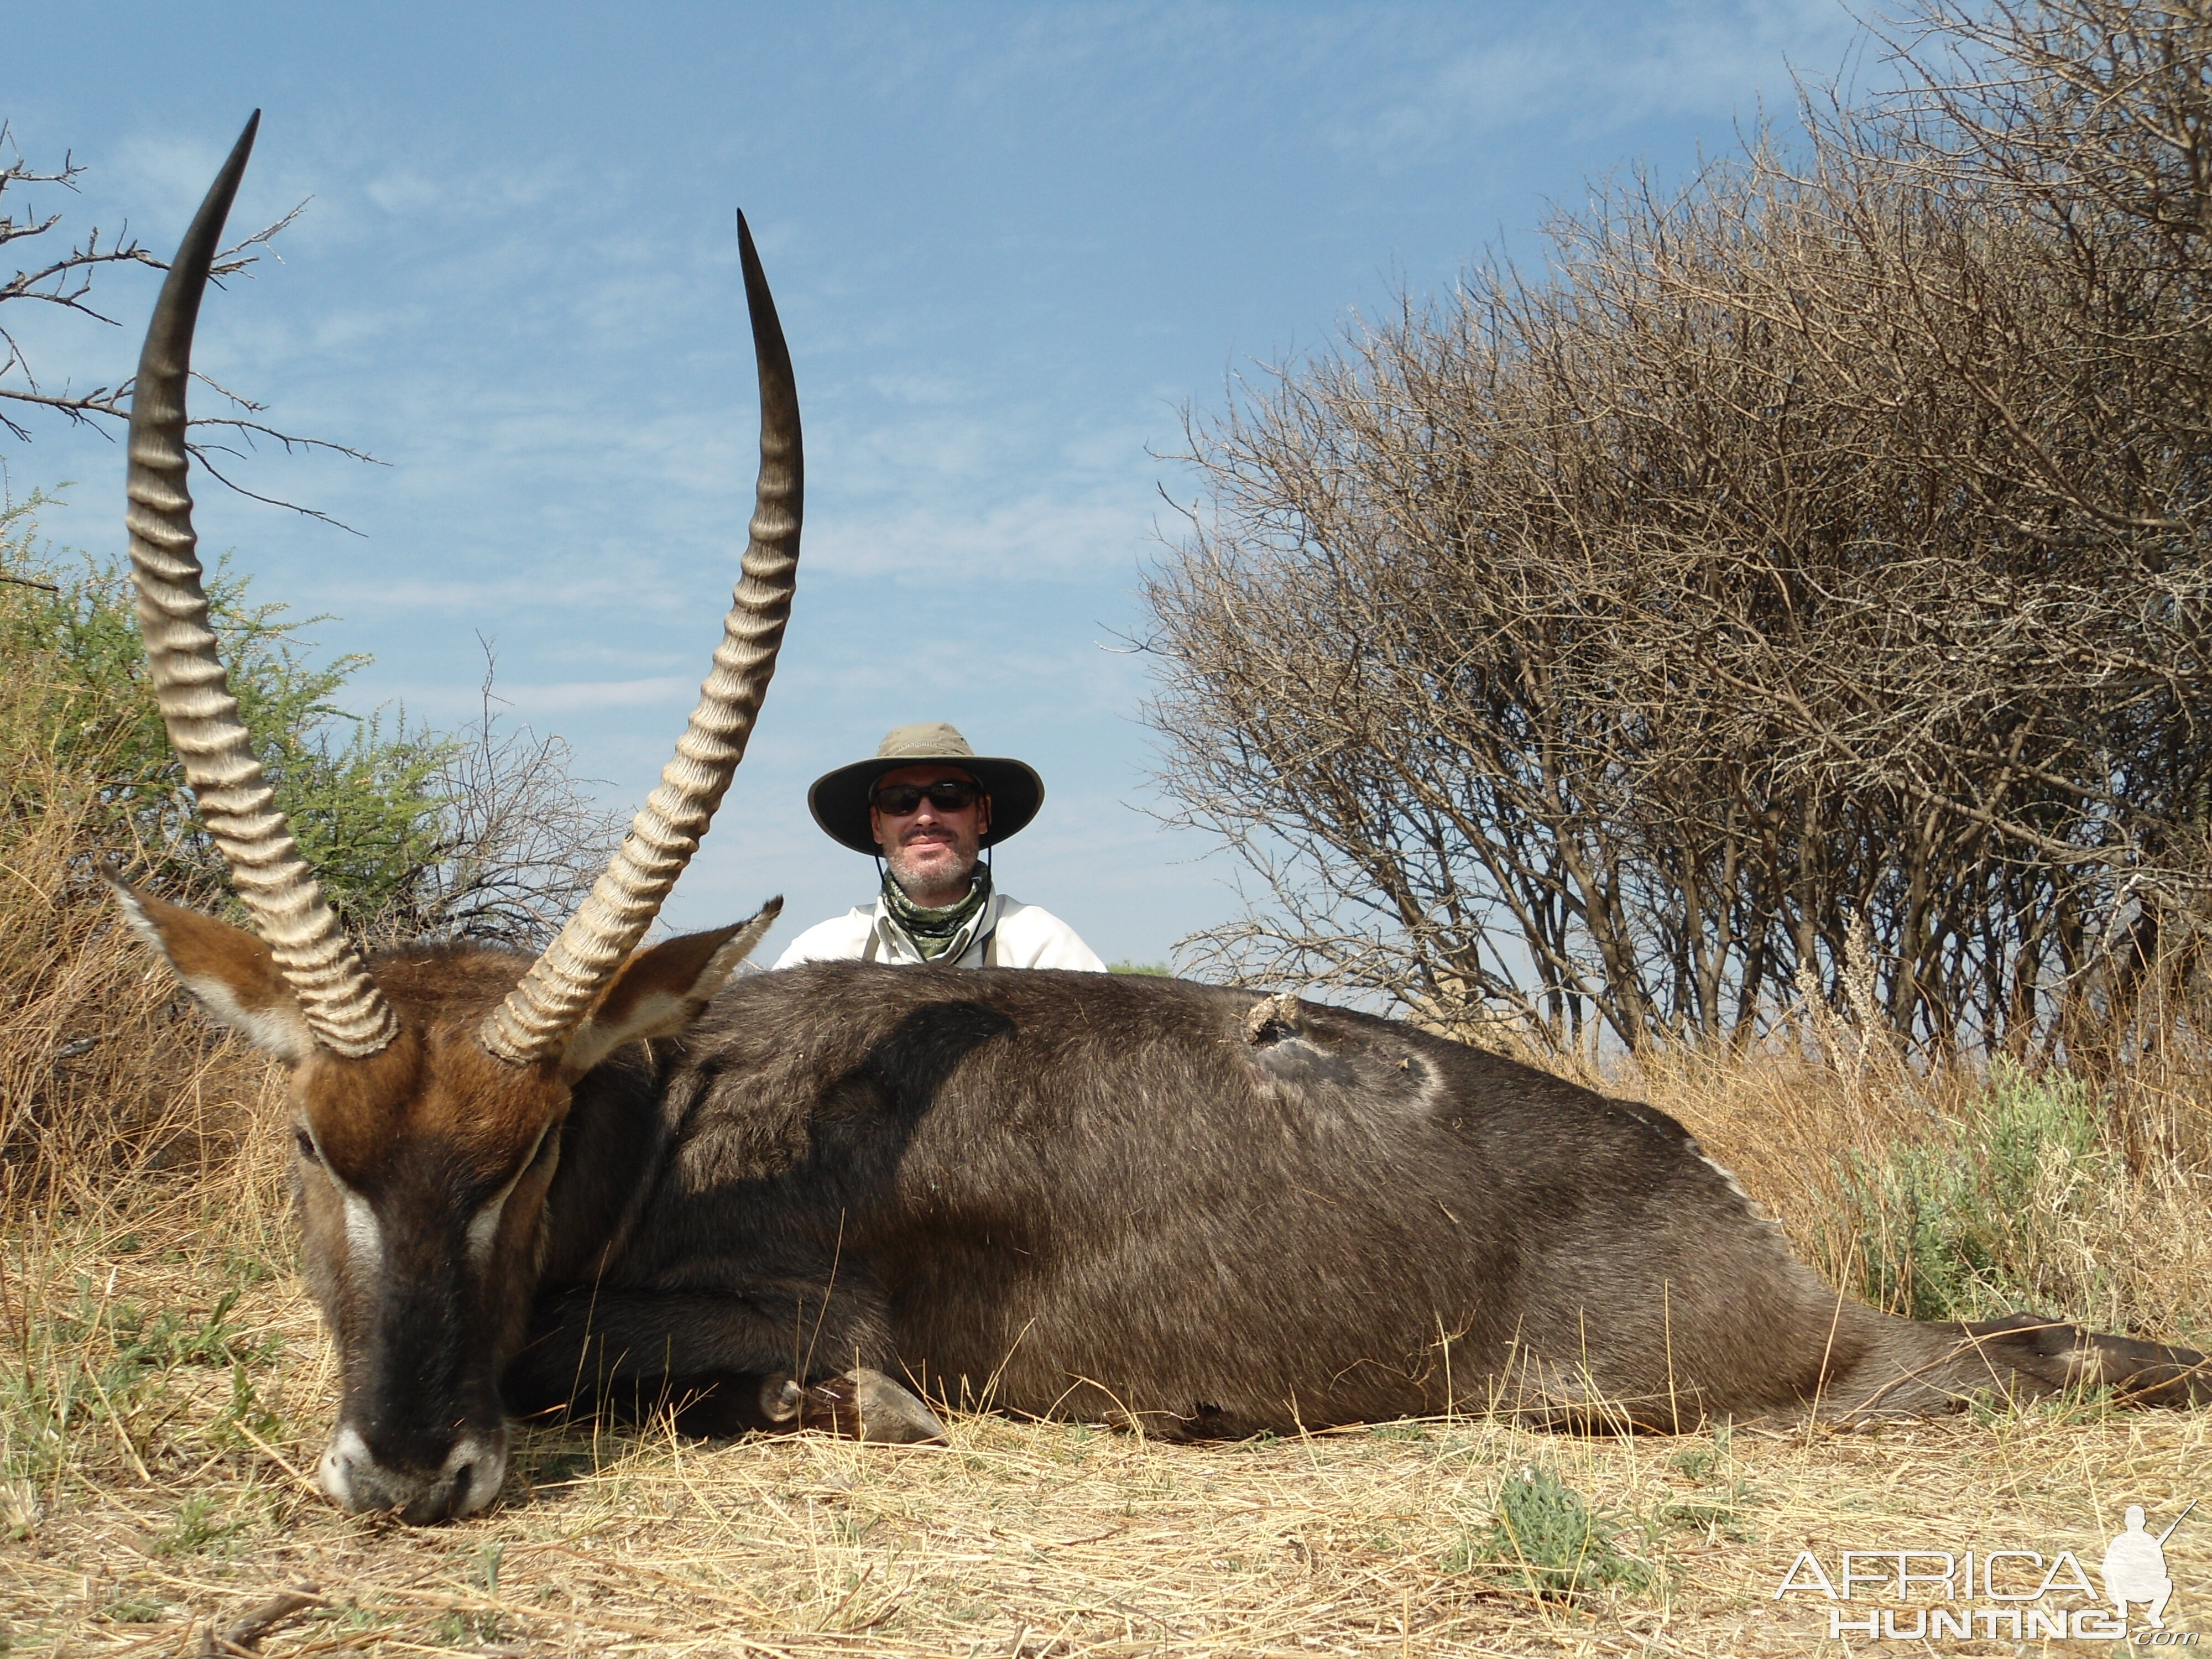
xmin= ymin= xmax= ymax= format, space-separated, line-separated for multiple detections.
xmin=807 ymin=721 xmax=1045 ymax=855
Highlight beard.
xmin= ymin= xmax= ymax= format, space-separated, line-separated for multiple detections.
xmin=885 ymin=838 xmax=979 ymax=904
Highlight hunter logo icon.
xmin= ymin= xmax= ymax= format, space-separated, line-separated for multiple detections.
xmin=1773 ymin=1496 xmax=2198 ymax=1642
xmin=2105 ymin=1501 xmax=2194 ymax=1631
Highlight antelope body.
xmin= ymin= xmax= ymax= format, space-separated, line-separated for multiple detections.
xmin=118 ymin=124 xmax=2209 ymax=1526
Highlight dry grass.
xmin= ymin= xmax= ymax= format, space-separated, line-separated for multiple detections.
xmin=6 ymin=1166 xmax=2206 ymax=1658
xmin=0 ymin=660 xmax=271 ymax=1220
xmin=5 ymin=667 xmax=2210 ymax=1653
xmin=3 ymin=1021 xmax=2208 ymax=1656
xmin=1636 ymin=1037 xmax=2212 ymax=1343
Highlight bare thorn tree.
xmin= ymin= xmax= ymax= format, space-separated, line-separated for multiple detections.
xmin=1147 ymin=0 xmax=2212 ymax=1061
xmin=377 ymin=640 xmax=627 ymax=951
xmin=0 ymin=121 xmax=377 ymax=525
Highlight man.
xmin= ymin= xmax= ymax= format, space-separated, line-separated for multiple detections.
xmin=773 ymin=722 xmax=1105 ymax=971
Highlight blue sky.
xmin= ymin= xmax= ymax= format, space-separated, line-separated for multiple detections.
xmin=6 ymin=2 xmax=1863 ymax=966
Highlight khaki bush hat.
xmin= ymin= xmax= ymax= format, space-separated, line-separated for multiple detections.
xmin=807 ymin=722 xmax=1045 ymax=854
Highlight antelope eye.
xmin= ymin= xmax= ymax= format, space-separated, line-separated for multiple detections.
xmin=294 ymin=1126 xmax=320 ymax=1164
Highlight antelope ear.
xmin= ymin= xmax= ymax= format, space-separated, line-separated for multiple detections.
xmin=106 ymin=872 xmax=317 ymax=1063
xmin=559 ymin=899 xmax=782 ymax=1078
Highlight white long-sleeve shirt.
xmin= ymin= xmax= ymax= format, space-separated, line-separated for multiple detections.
xmin=771 ymin=888 xmax=1106 ymax=971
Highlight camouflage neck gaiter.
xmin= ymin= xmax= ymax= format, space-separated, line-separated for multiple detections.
xmin=880 ymin=863 xmax=993 ymax=961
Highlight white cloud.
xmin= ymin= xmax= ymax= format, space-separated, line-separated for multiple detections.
xmin=805 ymin=490 xmax=1151 ymax=582
xmin=487 ymin=674 xmax=701 ymax=716
xmin=1323 ymin=0 xmax=1858 ymax=168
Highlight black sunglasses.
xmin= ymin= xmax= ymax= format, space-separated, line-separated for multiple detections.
xmin=870 ymin=780 xmax=983 ymax=815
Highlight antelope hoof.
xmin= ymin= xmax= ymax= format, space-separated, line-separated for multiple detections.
xmin=759 ymin=1375 xmax=807 ymax=1424
xmin=796 ymin=1369 xmax=948 ymax=1444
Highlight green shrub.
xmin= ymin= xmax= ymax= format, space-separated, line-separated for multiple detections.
xmin=1827 ymin=1061 xmax=2117 ymax=1321
xmin=1444 ymin=1465 xmax=1648 ymax=1599
xmin=2 ymin=493 xmax=448 ymax=936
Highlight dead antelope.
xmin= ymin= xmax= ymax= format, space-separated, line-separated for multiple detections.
xmin=118 ymin=121 xmax=2208 ymax=1525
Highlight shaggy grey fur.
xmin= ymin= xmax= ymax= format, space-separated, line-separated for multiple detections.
xmin=504 ymin=962 xmax=2209 ymax=1434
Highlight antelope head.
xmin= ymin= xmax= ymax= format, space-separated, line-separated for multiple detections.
xmin=109 ymin=116 xmax=801 ymax=1522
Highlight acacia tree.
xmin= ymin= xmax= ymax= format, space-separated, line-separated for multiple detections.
xmin=1147 ymin=0 xmax=2212 ymax=1056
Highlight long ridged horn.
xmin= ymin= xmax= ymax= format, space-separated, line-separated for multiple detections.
xmin=477 ymin=213 xmax=801 ymax=1066
xmin=126 ymin=113 xmax=400 ymax=1059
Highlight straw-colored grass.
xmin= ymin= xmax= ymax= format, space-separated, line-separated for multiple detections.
xmin=5 ymin=997 xmax=2208 ymax=1654
xmin=3 ymin=1169 xmax=2206 ymax=1657
xmin=6 ymin=625 xmax=2210 ymax=1652
xmin=1636 ymin=1052 xmax=2212 ymax=1344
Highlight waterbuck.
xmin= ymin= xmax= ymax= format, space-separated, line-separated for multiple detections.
xmin=116 ymin=123 xmax=2208 ymax=1525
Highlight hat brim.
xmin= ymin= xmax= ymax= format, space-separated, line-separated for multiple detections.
xmin=807 ymin=752 xmax=1045 ymax=855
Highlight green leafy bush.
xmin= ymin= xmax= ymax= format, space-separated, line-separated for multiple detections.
xmin=2 ymin=492 xmax=447 ymax=936
xmin=1827 ymin=1062 xmax=2117 ymax=1322
xmin=2 ymin=494 xmax=617 ymax=946
xmin=1444 ymin=1465 xmax=1648 ymax=1599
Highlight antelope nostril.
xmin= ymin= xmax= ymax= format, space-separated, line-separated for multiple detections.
xmin=318 ymin=1424 xmax=506 ymax=1522
xmin=449 ymin=1436 xmax=509 ymax=1518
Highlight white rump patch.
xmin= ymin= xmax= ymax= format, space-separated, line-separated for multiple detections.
xmin=1694 ymin=1147 xmax=1782 ymax=1229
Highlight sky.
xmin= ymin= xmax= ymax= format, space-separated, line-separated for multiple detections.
xmin=4 ymin=1 xmax=1867 ymax=967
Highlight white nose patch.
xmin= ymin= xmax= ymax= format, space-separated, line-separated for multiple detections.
xmin=317 ymin=1423 xmax=373 ymax=1509
xmin=446 ymin=1430 xmax=509 ymax=1516
xmin=317 ymin=1422 xmax=509 ymax=1517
